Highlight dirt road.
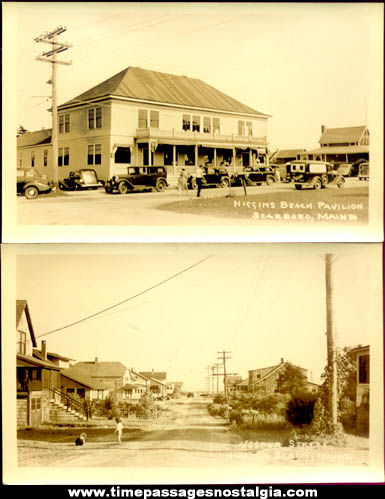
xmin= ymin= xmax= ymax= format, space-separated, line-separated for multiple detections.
xmin=17 ymin=399 xmax=369 ymax=470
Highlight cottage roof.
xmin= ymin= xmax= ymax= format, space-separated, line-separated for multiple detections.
xmin=273 ymin=149 xmax=306 ymax=159
xmin=61 ymin=368 xmax=109 ymax=389
xmin=250 ymin=361 xmax=308 ymax=386
xmin=16 ymin=300 xmax=37 ymax=347
xmin=17 ymin=353 xmax=60 ymax=370
xmin=319 ymin=126 xmax=367 ymax=145
xmin=69 ymin=361 xmax=128 ymax=378
xmin=17 ymin=129 xmax=52 ymax=148
xmin=307 ymin=145 xmax=369 ymax=155
xmin=139 ymin=371 xmax=167 ymax=381
xmin=60 ymin=66 xmax=269 ymax=117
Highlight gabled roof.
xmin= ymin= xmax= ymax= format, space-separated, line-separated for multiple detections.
xmin=69 ymin=361 xmax=128 ymax=378
xmin=61 ymin=367 xmax=109 ymax=389
xmin=250 ymin=361 xmax=307 ymax=386
xmin=17 ymin=129 xmax=52 ymax=148
xmin=16 ymin=300 xmax=37 ymax=347
xmin=60 ymin=66 xmax=269 ymax=117
xmin=320 ymin=126 xmax=367 ymax=145
xmin=139 ymin=371 xmax=167 ymax=381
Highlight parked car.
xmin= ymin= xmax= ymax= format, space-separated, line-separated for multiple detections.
xmin=17 ymin=167 xmax=54 ymax=199
xmin=290 ymin=160 xmax=345 ymax=190
xmin=233 ymin=165 xmax=277 ymax=186
xmin=188 ymin=166 xmax=230 ymax=189
xmin=104 ymin=166 xmax=168 ymax=194
xmin=58 ymin=169 xmax=104 ymax=191
xmin=358 ymin=162 xmax=369 ymax=181
xmin=333 ymin=163 xmax=352 ymax=177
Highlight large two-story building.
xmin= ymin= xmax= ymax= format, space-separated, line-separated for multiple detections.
xmin=17 ymin=66 xmax=270 ymax=181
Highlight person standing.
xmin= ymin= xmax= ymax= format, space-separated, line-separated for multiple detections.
xmin=114 ymin=417 xmax=123 ymax=445
xmin=181 ymin=168 xmax=189 ymax=195
xmin=196 ymin=164 xmax=204 ymax=197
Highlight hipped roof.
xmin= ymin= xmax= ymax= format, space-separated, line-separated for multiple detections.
xmin=60 ymin=66 xmax=269 ymax=117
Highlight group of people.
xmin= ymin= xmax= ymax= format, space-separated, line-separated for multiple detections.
xmin=74 ymin=417 xmax=124 ymax=447
xmin=177 ymin=165 xmax=206 ymax=197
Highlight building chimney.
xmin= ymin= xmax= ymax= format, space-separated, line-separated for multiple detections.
xmin=41 ymin=341 xmax=47 ymax=360
xmin=321 ymin=125 xmax=326 ymax=134
xmin=281 ymin=357 xmax=284 ymax=364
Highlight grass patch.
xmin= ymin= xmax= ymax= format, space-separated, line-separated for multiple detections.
xmin=158 ymin=186 xmax=368 ymax=224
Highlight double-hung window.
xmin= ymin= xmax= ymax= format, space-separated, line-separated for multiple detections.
xmin=88 ymin=144 xmax=102 ymax=165
xmin=213 ymin=118 xmax=220 ymax=134
xmin=88 ymin=107 xmax=102 ymax=129
xmin=182 ymin=114 xmax=191 ymax=131
xmin=58 ymin=147 xmax=70 ymax=166
xmin=59 ymin=114 xmax=71 ymax=133
xmin=138 ymin=109 xmax=148 ymax=128
xmin=203 ymin=117 xmax=211 ymax=133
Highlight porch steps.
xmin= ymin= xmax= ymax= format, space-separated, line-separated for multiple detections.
xmin=48 ymin=399 xmax=87 ymax=424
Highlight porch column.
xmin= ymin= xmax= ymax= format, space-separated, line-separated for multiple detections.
xmin=233 ymin=147 xmax=236 ymax=172
xmin=173 ymin=144 xmax=176 ymax=176
xmin=195 ymin=144 xmax=198 ymax=166
xmin=149 ymin=141 xmax=152 ymax=166
xmin=214 ymin=148 xmax=217 ymax=168
xmin=249 ymin=149 xmax=252 ymax=167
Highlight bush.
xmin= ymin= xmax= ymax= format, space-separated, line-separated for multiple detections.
xmin=285 ymin=393 xmax=316 ymax=427
xmin=213 ymin=394 xmax=227 ymax=405
xmin=228 ymin=409 xmax=244 ymax=425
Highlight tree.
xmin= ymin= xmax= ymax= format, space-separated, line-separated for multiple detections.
xmin=276 ymin=363 xmax=308 ymax=397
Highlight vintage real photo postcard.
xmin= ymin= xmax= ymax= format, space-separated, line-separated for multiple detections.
xmin=2 ymin=243 xmax=384 ymax=484
xmin=2 ymin=2 xmax=384 ymax=242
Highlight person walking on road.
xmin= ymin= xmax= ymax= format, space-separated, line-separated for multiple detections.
xmin=178 ymin=168 xmax=189 ymax=196
xmin=115 ymin=417 xmax=123 ymax=445
xmin=196 ymin=164 xmax=204 ymax=197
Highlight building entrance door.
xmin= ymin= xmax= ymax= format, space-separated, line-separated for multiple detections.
xmin=30 ymin=394 xmax=42 ymax=426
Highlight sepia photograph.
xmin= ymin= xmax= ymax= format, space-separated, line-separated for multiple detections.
xmin=2 ymin=243 xmax=384 ymax=484
xmin=2 ymin=2 xmax=384 ymax=242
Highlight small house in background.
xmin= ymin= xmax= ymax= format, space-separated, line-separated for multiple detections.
xmin=139 ymin=370 xmax=168 ymax=397
xmin=351 ymin=345 xmax=370 ymax=435
xmin=60 ymin=367 xmax=110 ymax=401
xmin=248 ymin=358 xmax=318 ymax=395
xmin=305 ymin=125 xmax=369 ymax=167
xmin=269 ymin=149 xmax=307 ymax=164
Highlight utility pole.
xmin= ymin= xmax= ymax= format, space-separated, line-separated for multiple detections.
xmin=206 ymin=366 xmax=211 ymax=395
xmin=217 ymin=351 xmax=231 ymax=398
xmin=35 ymin=27 xmax=72 ymax=186
xmin=325 ymin=254 xmax=338 ymax=426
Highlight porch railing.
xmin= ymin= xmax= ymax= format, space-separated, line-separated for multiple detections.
xmin=49 ymin=387 xmax=91 ymax=419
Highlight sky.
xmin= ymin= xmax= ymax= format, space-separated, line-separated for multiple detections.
xmin=7 ymin=2 xmax=383 ymax=151
xmin=15 ymin=245 xmax=381 ymax=391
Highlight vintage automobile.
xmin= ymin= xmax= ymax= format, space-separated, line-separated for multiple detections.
xmin=233 ymin=165 xmax=278 ymax=186
xmin=104 ymin=166 xmax=168 ymax=194
xmin=290 ymin=160 xmax=345 ymax=190
xmin=358 ymin=162 xmax=369 ymax=181
xmin=188 ymin=166 xmax=231 ymax=189
xmin=333 ymin=163 xmax=353 ymax=177
xmin=17 ymin=167 xmax=54 ymax=199
xmin=58 ymin=169 xmax=104 ymax=191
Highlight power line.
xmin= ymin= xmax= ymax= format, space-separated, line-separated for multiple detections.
xmin=34 ymin=255 xmax=211 ymax=340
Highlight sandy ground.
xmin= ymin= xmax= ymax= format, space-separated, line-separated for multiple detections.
xmin=16 ymin=179 xmax=367 ymax=227
xmin=18 ymin=399 xmax=369 ymax=469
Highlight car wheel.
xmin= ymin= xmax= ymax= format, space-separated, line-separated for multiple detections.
xmin=266 ymin=175 xmax=275 ymax=186
xmin=337 ymin=177 xmax=345 ymax=189
xmin=313 ymin=177 xmax=322 ymax=190
xmin=321 ymin=174 xmax=329 ymax=187
xmin=155 ymin=179 xmax=167 ymax=192
xmin=105 ymin=186 xmax=112 ymax=193
xmin=58 ymin=181 xmax=66 ymax=191
xmin=220 ymin=176 xmax=230 ymax=188
xmin=295 ymin=184 xmax=302 ymax=190
xmin=24 ymin=186 xmax=39 ymax=199
xmin=118 ymin=181 xmax=129 ymax=194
